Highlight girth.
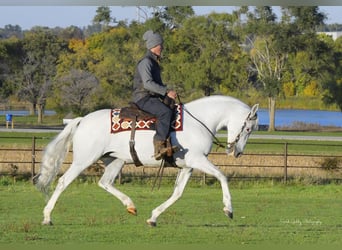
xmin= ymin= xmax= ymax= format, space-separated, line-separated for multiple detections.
xmin=119 ymin=103 xmax=154 ymax=167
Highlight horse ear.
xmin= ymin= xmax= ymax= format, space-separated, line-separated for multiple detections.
xmin=249 ymin=104 xmax=259 ymax=119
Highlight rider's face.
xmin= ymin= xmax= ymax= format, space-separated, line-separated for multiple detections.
xmin=151 ymin=44 xmax=163 ymax=57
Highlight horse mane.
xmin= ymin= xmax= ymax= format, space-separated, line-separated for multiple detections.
xmin=185 ymin=95 xmax=250 ymax=110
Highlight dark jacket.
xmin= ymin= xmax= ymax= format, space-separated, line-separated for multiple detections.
xmin=132 ymin=50 xmax=167 ymax=103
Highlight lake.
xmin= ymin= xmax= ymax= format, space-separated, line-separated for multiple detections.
xmin=258 ymin=109 xmax=342 ymax=127
xmin=0 ymin=110 xmax=56 ymax=117
xmin=1 ymin=109 xmax=341 ymax=127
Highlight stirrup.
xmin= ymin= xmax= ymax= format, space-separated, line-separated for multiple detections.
xmin=165 ymin=137 xmax=179 ymax=157
xmin=154 ymin=147 xmax=168 ymax=160
xmin=155 ymin=145 xmax=179 ymax=160
xmin=166 ymin=145 xmax=179 ymax=157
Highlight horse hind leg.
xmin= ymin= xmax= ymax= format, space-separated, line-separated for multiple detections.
xmin=42 ymin=162 xmax=88 ymax=225
xmin=98 ymin=158 xmax=136 ymax=215
xmin=147 ymin=167 xmax=193 ymax=227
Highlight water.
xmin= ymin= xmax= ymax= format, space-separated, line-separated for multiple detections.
xmin=0 ymin=110 xmax=56 ymax=116
xmin=1 ymin=109 xmax=341 ymax=127
xmin=258 ymin=109 xmax=342 ymax=127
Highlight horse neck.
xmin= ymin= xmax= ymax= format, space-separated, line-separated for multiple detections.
xmin=184 ymin=96 xmax=249 ymax=134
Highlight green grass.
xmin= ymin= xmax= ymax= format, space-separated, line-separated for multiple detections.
xmin=254 ymin=130 xmax=342 ymax=137
xmin=245 ymin=139 xmax=342 ymax=155
xmin=0 ymin=114 xmax=64 ymax=127
xmin=0 ymin=181 xmax=341 ymax=246
xmin=0 ymin=132 xmax=57 ymax=147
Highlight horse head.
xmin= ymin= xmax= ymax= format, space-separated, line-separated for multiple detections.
xmin=226 ymin=104 xmax=259 ymax=158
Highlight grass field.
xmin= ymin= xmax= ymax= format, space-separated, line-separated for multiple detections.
xmin=0 ymin=181 xmax=341 ymax=247
xmin=1 ymin=126 xmax=341 ymax=248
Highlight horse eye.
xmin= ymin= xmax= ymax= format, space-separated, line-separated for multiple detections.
xmin=246 ymin=128 xmax=250 ymax=133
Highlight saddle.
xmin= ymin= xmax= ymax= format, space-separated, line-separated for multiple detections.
xmin=119 ymin=103 xmax=177 ymax=167
xmin=119 ymin=103 xmax=155 ymax=121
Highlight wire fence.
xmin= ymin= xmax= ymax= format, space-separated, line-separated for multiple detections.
xmin=0 ymin=136 xmax=341 ymax=184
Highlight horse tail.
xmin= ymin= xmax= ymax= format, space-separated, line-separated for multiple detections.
xmin=33 ymin=117 xmax=83 ymax=196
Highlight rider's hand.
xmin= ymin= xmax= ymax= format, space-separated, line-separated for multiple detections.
xmin=167 ymin=90 xmax=177 ymax=100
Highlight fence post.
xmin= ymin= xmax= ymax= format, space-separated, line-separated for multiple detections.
xmin=31 ymin=136 xmax=36 ymax=181
xmin=284 ymin=142 xmax=288 ymax=183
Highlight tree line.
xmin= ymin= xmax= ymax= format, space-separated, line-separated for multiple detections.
xmin=0 ymin=6 xmax=341 ymax=130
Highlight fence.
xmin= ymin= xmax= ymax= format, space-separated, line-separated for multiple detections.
xmin=0 ymin=136 xmax=341 ymax=184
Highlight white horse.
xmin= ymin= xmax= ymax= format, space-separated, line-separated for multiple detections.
xmin=34 ymin=95 xmax=258 ymax=227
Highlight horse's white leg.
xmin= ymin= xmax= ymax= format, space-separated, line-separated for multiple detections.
xmin=189 ymin=155 xmax=233 ymax=219
xmin=147 ymin=167 xmax=193 ymax=227
xmin=42 ymin=163 xmax=87 ymax=225
xmin=98 ymin=158 xmax=136 ymax=215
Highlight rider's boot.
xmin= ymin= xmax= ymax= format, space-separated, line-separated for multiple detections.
xmin=153 ymin=140 xmax=169 ymax=160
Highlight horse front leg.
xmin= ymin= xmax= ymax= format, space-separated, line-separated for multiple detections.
xmin=190 ymin=156 xmax=233 ymax=219
xmin=147 ymin=167 xmax=193 ymax=227
xmin=98 ymin=158 xmax=136 ymax=215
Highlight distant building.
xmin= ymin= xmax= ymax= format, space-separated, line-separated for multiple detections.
xmin=317 ymin=31 xmax=342 ymax=40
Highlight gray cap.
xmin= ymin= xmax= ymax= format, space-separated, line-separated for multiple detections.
xmin=143 ymin=30 xmax=163 ymax=49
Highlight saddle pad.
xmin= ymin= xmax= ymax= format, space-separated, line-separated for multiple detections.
xmin=111 ymin=104 xmax=183 ymax=133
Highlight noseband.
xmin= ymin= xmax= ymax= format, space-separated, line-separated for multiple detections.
xmin=227 ymin=112 xmax=258 ymax=151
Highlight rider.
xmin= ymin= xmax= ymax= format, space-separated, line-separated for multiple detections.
xmin=132 ymin=30 xmax=177 ymax=160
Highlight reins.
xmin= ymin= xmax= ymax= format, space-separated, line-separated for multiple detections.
xmin=177 ymin=96 xmax=226 ymax=150
xmin=177 ymin=96 xmax=257 ymax=152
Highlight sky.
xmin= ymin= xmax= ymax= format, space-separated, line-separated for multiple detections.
xmin=0 ymin=6 xmax=341 ymax=30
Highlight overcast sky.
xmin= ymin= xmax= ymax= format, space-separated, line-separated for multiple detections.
xmin=0 ymin=6 xmax=341 ymax=30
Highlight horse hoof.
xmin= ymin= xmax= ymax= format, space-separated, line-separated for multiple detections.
xmin=223 ymin=208 xmax=233 ymax=219
xmin=146 ymin=219 xmax=157 ymax=227
xmin=127 ymin=207 xmax=137 ymax=216
xmin=42 ymin=220 xmax=53 ymax=226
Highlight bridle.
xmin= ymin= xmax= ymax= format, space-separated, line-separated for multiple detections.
xmin=226 ymin=111 xmax=258 ymax=151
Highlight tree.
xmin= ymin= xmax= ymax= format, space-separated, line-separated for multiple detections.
xmin=280 ymin=7 xmax=338 ymax=110
xmin=0 ymin=37 xmax=23 ymax=102
xmin=322 ymin=36 xmax=342 ymax=110
xmin=89 ymin=27 xmax=138 ymax=107
xmin=17 ymin=27 xmax=66 ymax=123
xmin=247 ymin=6 xmax=328 ymax=131
xmin=93 ymin=6 xmax=115 ymax=31
xmin=249 ymin=35 xmax=287 ymax=131
xmin=54 ymin=25 xmax=85 ymax=41
xmin=56 ymin=26 xmax=139 ymax=109
xmin=164 ymin=13 xmax=245 ymax=100
xmin=284 ymin=6 xmax=325 ymax=32
xmin=158 ymin=6 xmax=195 ymax=29
xmin=246 ymin=7 xmax=283 ymax=131
xmin=57 ymin=69 xmax=100 ymax=115
xmin=0 ymin=24 xmax=23 ymax=39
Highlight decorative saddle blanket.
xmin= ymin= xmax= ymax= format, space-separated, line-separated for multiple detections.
xmin=111 ymin=104 xmax=183 ymax=133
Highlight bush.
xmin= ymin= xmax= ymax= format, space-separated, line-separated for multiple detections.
xmin=320 ymin=157 xmax=341 ymax=171
xmin=0 ymin=176 xmax=13 ymax=186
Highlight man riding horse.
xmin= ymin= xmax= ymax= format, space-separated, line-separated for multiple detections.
xmin=132 ymin=30 xmax=178 ymax=160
